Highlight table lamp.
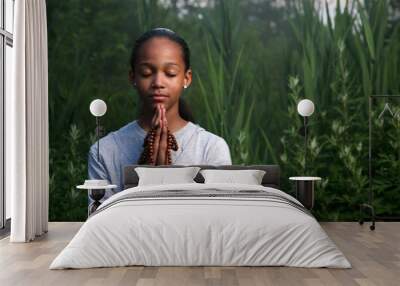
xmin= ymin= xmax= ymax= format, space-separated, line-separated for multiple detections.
xmin=297 ymin=99 xmax=315 ymax=174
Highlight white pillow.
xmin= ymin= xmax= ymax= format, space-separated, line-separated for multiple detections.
xmin=200 ymin=169 xmax=266 ymax=185
xmin=135 ymin=167 xmax=201 ymax=186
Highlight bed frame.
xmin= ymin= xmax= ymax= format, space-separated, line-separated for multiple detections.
xmin=123 ymin=165 xmax=281 ymax=190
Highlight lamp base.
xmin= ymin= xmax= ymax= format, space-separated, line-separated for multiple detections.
xmin=295 ymin=181 xmax=314 ymax=210
xmin=88 ymin=189 xmax=105 ymax=216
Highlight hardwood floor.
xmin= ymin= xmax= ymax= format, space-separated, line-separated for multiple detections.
xmin=0 ymin=222 xmax=399 ymax=286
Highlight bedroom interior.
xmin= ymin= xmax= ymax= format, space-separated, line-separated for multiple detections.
xmin=1 ymin=0 xmax=400 ymax=285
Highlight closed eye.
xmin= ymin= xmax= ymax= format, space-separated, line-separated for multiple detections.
xmin=140 ymin=70 xmax=152 ymax=77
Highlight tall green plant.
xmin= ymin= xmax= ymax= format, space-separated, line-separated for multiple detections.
xmin=315 ymin=39 xmax=368 ymax=220
xmin=196 ymin=39 xmax=257 ymax=164
xmin=352 ymin=0 xmax=400 ymax=96
xmin=289 ymin=0 xmax=335 ymax=107
xmin=49 ymin=125 xmax=91 ymax=221
xmin=194 ymin=0 xmax=266 ymax=165
xmin=284 ymin=0 xmax=399 ymax=219
xmin=372 ymin=112 xmax=400 ymax=216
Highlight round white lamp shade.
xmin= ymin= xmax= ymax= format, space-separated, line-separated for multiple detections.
xmin=297 ymin=99 xmax=315 ymax=117
xmin=90 ymin=99 xmax=107 ymax=117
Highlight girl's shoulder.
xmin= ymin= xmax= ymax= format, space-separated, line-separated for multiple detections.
xmin=189 ymin=122 xmax=228 ymax=145
xmin=89 ymin=120 xmax=144 ymax=154
xmin=116 ymin=120 xmax=146 ymax=136
xmin=189 ymin=123 xmax=231 ymax=163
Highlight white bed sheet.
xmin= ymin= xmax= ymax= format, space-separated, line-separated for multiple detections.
xmin=50 ymin=183 xmax=351 ymax=269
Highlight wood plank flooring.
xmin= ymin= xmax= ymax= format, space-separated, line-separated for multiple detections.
xmin=0 ymin=222 xmax=399 ymax=286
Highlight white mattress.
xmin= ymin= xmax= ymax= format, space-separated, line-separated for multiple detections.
xmin=49 ymin=183 xmax=351 ymax=269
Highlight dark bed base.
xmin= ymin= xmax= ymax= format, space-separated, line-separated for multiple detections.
xmin=123 ymin=164 xmax=281 ymax=190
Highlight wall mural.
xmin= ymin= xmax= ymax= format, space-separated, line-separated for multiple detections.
xmin=46 ymin=0 xmax=400 ymax=221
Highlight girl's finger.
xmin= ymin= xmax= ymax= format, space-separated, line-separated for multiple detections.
xmin=152 ymin=104 xmax=160 ymax=129
xmin=157 ymin=118 xmax=168 ymax=165
xmin=160 ymin=105 xmax=164 ymax=123
xmin=152 ymin=119 xmax=162 ymax=164
xmin=164 ymin=118 xmax=169 ymax=165
xmin=159 ymin=105 xmax=165 ymax=129
xmin=156 ymin=105 xmax=162 ymax=127
xmin=159 ymin=106 xmax=163 ymax=130
xmin=162 ymin=106 xmax=167 ymax=128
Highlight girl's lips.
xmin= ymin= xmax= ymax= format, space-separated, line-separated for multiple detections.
xmin=151 ymin=94 xmax=169 ymax=101
xmin=152 ymin=95 xmax=168 ymax=101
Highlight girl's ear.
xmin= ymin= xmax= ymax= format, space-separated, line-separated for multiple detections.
xmin=184 ymin=69 xmax=192 ymax=88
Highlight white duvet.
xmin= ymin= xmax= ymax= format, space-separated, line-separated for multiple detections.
xmin=50 ymin=183 xmax=351 ymax=269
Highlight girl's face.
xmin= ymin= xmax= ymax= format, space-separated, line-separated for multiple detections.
xmin=130 ymin=37 xmax=192 ymax=112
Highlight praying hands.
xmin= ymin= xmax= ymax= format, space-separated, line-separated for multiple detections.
xmin=138 ymin=104 xmax=178 ymax=165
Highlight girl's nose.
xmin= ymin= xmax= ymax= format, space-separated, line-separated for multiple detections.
xmin=151 ymin=72 xmax=165 ymax=89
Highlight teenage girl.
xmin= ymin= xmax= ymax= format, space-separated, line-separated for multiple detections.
xmin=88 ymin=28 xmax=232 ymax=200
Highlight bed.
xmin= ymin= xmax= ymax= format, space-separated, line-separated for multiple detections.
xmin=49 ymin=164 xmax=351 ymax=269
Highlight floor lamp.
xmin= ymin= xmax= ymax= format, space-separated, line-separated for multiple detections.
xmin=297 ymin=99 xmax=315 ymax=173
xmin=77 ymin=99 xmax=116 ymax=216
xmin=289 ymin=99 xmax=320 ymax=210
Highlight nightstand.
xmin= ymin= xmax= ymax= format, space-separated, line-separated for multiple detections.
xmin=289 ymin=177 xmax=321 ymax=210
xmin=77 ymin=180 xmax=117 ymax=216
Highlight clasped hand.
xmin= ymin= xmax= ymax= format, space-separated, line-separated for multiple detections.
xmin=140 ymin=104 xmax=177 ymax=165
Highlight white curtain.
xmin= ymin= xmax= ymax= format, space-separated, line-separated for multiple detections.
xmin=7 ymin=0 xmax=49 ymax=242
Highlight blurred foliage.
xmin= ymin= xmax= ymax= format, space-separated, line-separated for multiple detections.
xmin=47 ymin=0 xmax=400 ymax=221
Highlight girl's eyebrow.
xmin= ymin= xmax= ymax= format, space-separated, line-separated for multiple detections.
xmin=164 ymin=62 xmax=179 ymax=66
xmin=138 ymin=62 xmax=180 ymax=67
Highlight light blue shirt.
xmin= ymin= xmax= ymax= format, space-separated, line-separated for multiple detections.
xmin=88 ymin=120 xmax=232 ymax=201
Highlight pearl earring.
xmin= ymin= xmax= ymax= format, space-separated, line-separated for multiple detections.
xmin=184 ymin=85 xmax=187 ymax=89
